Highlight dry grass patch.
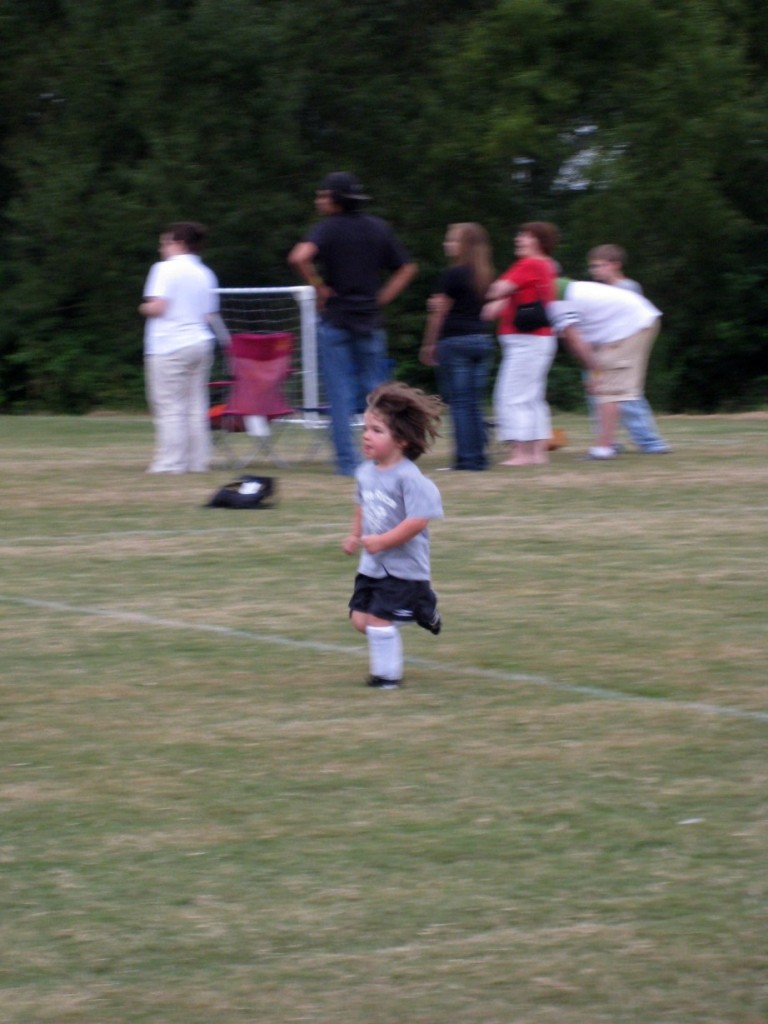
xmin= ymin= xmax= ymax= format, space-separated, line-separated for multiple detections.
xmin=1 ymin=413 xmax=766 ymax=1024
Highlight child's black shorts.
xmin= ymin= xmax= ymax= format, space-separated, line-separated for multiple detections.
xmin=349 ymin=572 xmax=438 ymax=626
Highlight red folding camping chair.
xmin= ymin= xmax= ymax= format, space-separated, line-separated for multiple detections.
xmin=209 ymin=332 xmax=295 ymax=467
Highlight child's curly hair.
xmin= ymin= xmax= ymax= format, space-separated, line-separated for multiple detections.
xmin=366 ymin=381 xmax=442 ymax=461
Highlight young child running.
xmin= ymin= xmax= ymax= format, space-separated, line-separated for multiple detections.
xmin=343 ymin=382 xmax=444 ymax=689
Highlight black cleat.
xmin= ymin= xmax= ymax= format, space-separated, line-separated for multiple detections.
xmin=367 ymin=676 xmax=401 ymax=690
xmin=418 ymin=611 xmax=442 ymax=636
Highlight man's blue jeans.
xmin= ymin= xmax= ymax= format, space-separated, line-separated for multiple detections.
xmin=318 ymin=321 xmax=388 ymax=475
xmin=438 ymin=333 xmax=494 ymax=470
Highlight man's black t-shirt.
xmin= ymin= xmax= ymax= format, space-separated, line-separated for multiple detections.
xmin=306 ymin=212 xmax=411 ymax=333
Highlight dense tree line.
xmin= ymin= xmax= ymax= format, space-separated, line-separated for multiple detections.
xmin=1 ymin=0 xmax=766 ymax=412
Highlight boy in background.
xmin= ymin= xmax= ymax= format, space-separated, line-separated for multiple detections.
xmin=343 ymin=382 xmax=444 ymax=689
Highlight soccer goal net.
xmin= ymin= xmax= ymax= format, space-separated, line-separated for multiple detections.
xmin=214 ymin=285 xmax=321 ymax=425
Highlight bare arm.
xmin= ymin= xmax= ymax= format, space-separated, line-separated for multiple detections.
xmin=207 ymin=312 xmax=231 ymax=347
xmin=287 ymin=240 xmax=319 ymax=283
xmin=362 ymin=516 xmax=429 ymax=555
xmin=377 ymin=262 xmax=418 ymax=307
xmin=486 ymin=277 xmax=518 ymax=301
xmin=138 ymin=297 xmax=167 ymax=318
xmin=560 ymin=325 xmax=599 ymax=373
xmin=288 ymin=239 xmax=333 ymax=308
xmin=343 ymin=506 xmax=363 ymax=555
xmin=481 ymin=275 xmax=518 ymax=322
xmin=481 ymin=297 xmax=508 ymax=322
xmin=419 ymin=293 xmax=452 ymax=366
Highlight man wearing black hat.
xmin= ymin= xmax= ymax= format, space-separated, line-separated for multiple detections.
xmin=289 ymin=172 xmax=417 ymax=475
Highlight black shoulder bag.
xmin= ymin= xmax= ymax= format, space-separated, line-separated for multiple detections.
xmin=513 ymin=285 xmax=550 ymax=332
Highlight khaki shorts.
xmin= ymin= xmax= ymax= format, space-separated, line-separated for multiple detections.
xmin=591 ymin=320 xmax=660 ymax=403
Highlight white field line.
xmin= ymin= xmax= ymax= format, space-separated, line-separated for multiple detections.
xmin=0 ymin=523 xmax=353 ymax=546
xmin=2 ymin=503 xmax=768 ymax=547
xmin=2 ymin=594 xmax=767 ymax=724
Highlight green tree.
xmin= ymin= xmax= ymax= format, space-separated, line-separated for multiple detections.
xmin=0 ymin=0 xmax=309 ymax=410
xmin=0 ymin=0 xmax=766 ymax=411
xmin=415 ymin=0 xmax=768 ymax=409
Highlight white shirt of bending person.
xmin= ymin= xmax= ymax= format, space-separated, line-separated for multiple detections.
xmin=547 ymin=279 xmax=661 ymax=346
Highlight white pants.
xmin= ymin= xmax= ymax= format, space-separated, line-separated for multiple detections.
xmin=145 ymin=340 xmax=214 ymax=472
xmin=494 ymin=334 xmax=557 ymax=442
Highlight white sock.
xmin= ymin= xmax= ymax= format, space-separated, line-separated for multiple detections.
xmin=366 ymin=625 xmax=403 ymax=681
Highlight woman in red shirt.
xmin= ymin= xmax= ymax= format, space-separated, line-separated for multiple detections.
xmin=484 ymin=222 xmax=558 ymax=466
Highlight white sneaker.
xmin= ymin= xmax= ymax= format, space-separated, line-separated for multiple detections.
xmin=587 ymin=446 xmax=617 ymax=460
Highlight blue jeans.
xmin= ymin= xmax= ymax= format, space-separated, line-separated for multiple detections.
xmin=318 ymin=321 xmax=388 ymax=475
xmin=585 ymin=388 xmax=669 ymax=453
xmin=438 ymin=333 xmax=494 ymax=470
xmin=619 ymin=398 xmax=669 ymax=452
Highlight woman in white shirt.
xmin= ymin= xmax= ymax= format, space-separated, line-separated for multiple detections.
xmin=139 ymin=222 xmax=219 ymax=474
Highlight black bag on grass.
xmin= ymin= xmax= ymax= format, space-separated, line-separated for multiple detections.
xmin=205 ymin=475 xmax=276 ymax=509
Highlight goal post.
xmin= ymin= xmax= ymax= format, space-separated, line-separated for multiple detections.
xmin=214 ymin=285 xmax=321 ymax=425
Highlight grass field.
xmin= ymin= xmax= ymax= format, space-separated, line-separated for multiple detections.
xmin=1 ymin=411 xmax=766 ymax=1024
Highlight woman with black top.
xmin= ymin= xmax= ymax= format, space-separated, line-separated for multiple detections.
xmin=419 ymin=223 xmax=495 ymax=471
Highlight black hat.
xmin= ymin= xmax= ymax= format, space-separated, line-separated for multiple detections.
xmin=320 ymin=171 xmax=370 ymax=204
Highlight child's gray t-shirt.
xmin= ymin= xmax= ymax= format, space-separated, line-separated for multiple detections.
xmin=355 ymin=458 xmax=443 ymax=581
